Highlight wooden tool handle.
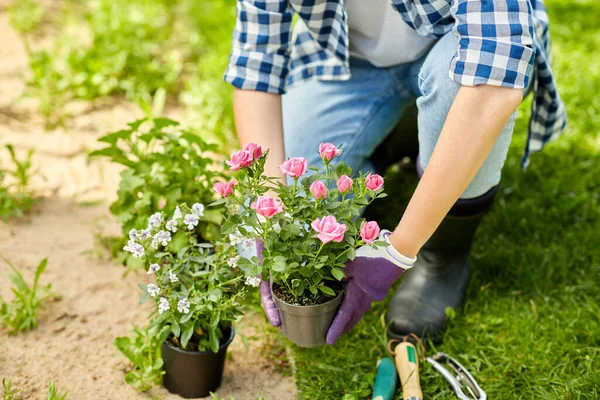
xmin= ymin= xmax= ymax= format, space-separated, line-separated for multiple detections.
xmin=394 ymin=342 xmax=423 ymax=400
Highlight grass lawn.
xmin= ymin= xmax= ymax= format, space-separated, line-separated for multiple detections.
xmin=291 ymin=0 xmax=600 ymax=398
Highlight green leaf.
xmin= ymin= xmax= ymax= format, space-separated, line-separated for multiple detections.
xmin=331 ymin=267 xmax=345 ymax=281
xmin=97 ymin=129 xmax=132 ymax=145
xmin=347 ymin=247 xmax=356 ymax=261
xmin=171 ymin=320 xmax=181 ymax=338
xmin=181 ymin=323 xmax=194 ymax=349
xmin=209 ymin=327 xmax=219 ymax=353
xmin=320 ymin=286 xmax=335 ymax=296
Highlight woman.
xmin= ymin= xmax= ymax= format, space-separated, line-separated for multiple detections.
xmin=224 ymin=0 xmax=566 ymax=344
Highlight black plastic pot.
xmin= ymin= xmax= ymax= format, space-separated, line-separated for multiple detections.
xmin=272 ymin=283 xmax=344 ymax=347
xmin=161 ymin=327 xmax=235 ymax=398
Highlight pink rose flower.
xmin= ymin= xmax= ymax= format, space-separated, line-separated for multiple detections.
xmin=337 ymin=175 xmax=353 ymax=194
xmin=251 ymin=196 xmax=283 ymax=219
xmin=311 ymin=216 xmax=347 ymax=244
xmin=226 ymin=149 xmax=253 ymax=171
xmin=365 ymin=174 xmax=384 ymax=191
xmin=310 ymin=181 xmax=327 ymax=199
xmin=319 ymin=143 xmax=342 ymax=162
xmin=213 ymin=180 xmax=236 ymax=197
xmin=360 ymin=221 xmax=380 ymax=244
xmin=242 ymin=143 xmax=263 ymax=160
xmin=279 ymin=157 xmax=308 ymax=178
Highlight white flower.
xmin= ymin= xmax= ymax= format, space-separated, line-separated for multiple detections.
xmin=152 ymin=230 xmax=171 ymax=249
xmin=227 ymin=255 xmax=240 ymax=268
xmin=184 ymin=214 xmax=199 ymax=230
xmin=158 ymin=297 xmax=170 ymax=314
xmin=173 ymin=206 xmax=182 ymax=220
xmin=177 ymin=298 xmax=190 ymax=314
xmin=128 ymin=229 xmax=138 ymax=240
xmin=138 ymin=228 xmax=152 ymax=240
xmin=169 ymin=269 xmax=179 ymax=283
xmin=166 ymin=219 xmax=178 ymax=233
xmin=245 ymin=276 xmax=261 ymax=287
xmin=192 ymin=203 xmax=205 ymax=218
xmin=148 ymin=212 xmax=163 ymax=228
xmin=124 ymin=240 xmax=145 ymax=258
xmin=242 ymin=239 xmax=255 ymax=252
xmin=147 ymin=284 xmax=160 ymax=297
xmin=147 ymin=263 xmax=160 ymax=274
xmin=229 ymin=231 xmax=243 ymax=246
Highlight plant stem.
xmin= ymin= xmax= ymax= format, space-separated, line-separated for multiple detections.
xmin=293 ymin=177 xmax=298 ymax=196
xmin=314 ymin=242 xmax=325 ymax=261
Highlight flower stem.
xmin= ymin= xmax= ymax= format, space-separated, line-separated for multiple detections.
xmin=293 ymin=177 xmax=298 ymax=196
xmin=314 ymin=242 xmax=325 ymax=261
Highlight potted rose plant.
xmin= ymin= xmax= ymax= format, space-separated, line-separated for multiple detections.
xmin=213 ymin=143 xmax=387 ymax=347
xmin=122 ymin=202 xmax=246 ymax=398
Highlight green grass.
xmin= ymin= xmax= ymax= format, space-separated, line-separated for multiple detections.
xmin=292 ymin=0 xmax=600 ymax=398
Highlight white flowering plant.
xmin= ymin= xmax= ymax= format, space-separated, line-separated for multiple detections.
xmin=124 ymin=203 xmax=245 ymax=352
xmin=91 ymin=118 xmax=229 ymax=267
xmin=213 ymin=143 xmax=388 ymax=305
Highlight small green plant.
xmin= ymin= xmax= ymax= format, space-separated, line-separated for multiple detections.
xmin=7 ymin=0 xmax=46 ymax=54
xmin=114 ymin=326 xmax=165 ymax=392
xmin=0 ymin=145 xmax=35 ymax=221
xmin=90 ymin=118 xmax=229 ymax=268
xmin=47 ymin=381 xmax=67 ymax=400
xmin=0 ymin=258 xmax=54 ymax=335
xmin=2 ymin=378 xmax=20 ymax=400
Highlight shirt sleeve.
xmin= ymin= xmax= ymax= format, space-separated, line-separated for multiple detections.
xmin=449 ymin=0 xmax=536 ymax=89
xmin=224 ymin=0 xmax=294 ymax=94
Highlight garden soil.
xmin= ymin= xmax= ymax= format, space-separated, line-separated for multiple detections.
xmin=0 ymin=7 xmax=296 ymax=400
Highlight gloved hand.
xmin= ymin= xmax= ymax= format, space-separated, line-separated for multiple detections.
xmin=256 ymin=240 xmax=281 ymax=327
xmin=326 ymin=230 xmax=416 ymax=345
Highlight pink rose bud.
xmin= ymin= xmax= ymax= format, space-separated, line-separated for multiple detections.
xmin=251 ymin=196 xmax=284 ymax=219
xmin=242 ymin=143 xmax=263 ymax=160
xmin=365 ymin=174 xmax=384 ymax=191
xmin=337 ymin=175 xmax=353 ymax=194
xmin=310 ymin=181 xmax=327 ymax=199
xmin=318 ymin=143 xmax=342 ymax=162
xmin=279 ymin=157 xmax=308 ymax=178
xmin=311 ymin=216 xmax=347 ymax=244
xmin=360 ymin=221 xmax=380 ymax=244
xmin=226 ymin=149 xmax=253 ymax=171
xmin=213 ymin=180 xmax=236 ymax=197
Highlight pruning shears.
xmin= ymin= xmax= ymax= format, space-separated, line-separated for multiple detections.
xmin=425 ymin=352 xmax=486 ymax=400
xmin=373 ymin=334 xmax=486 ymax=400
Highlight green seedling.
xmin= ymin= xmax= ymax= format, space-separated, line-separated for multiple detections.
xmin=0 ymin=258 xmax=55 ymax=334
xmin=47 ymin=381 xmax=68 ymax=400
xmin=2 ymin=378 xmax=20 ymax=400
xmin=0 ymin=145 xmax=35 ymax=221
xmin=114 ymin=326 xmax=165 ymax=392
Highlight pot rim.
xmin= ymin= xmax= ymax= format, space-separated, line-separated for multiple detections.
xmin=271 ymin=281 xmax=344 ymax=309
xmin=162 ymin=327 xmax=235 ymax=355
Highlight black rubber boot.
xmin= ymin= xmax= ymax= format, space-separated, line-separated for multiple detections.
xmin=386 ymin=185 xmax=498 ymax=343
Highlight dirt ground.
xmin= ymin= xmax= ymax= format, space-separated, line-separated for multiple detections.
xmin=0 ymin=7 xmax=296 ymax=400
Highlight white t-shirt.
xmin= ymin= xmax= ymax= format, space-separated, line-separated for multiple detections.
xmin=346 ymin=0 xmax=436 ymax=67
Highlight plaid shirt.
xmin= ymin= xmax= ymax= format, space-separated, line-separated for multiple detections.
xmin=225 ymin=0 xmax=567 ymax=168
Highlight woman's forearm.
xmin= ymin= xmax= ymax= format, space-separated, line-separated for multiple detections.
xmin=389 ymin=85 xmax=523 ymax=258
xmin=233 ymin=88 xmax=286 ymax=183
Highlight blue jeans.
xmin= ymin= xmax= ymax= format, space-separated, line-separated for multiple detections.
xmin=282 ymin=32 xmax=529 ymax=199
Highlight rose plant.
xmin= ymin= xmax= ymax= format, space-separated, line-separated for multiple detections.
xmin=214 ymin=143 xmax=387 ymax=304
xmin=117 ymin=202 xmax=246 ymax=396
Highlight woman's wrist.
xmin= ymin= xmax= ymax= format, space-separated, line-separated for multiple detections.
xmin=388 ymin=228 xmax=420 ymax=259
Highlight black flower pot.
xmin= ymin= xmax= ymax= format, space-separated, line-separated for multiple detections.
xmin=161 ymin=327 xmax=235 ymax=398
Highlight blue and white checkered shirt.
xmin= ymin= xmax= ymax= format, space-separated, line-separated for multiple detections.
xmin=224 ymin=0 xmax=566 ymax=168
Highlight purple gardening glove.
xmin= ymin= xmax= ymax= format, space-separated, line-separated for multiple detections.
xmin=256 ymin=240 xmax=281 ymax=327
xmin=326 ymin=230 xmax=416 ymax=345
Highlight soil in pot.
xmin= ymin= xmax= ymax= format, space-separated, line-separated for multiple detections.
xmin=271 ymin=282 xmax=344 ymax=348
xmin=161 ymin=327 xmax=235 ymax=399
xmin=272 ymin=281 xmax=344 ymax=306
